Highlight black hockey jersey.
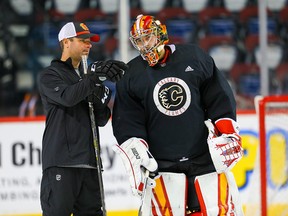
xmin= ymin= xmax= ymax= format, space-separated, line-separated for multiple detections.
xmin=112 ymin=44 xmax=236 ymax=164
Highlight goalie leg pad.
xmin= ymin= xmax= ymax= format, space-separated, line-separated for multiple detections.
xmin=151 ymin=172 xmax=187 ymax=216
xmin=194 ymin=171 xmax=244 ymax=216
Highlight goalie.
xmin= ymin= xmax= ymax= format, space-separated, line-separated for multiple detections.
xmin=112 ymin=14 xmax=244 ymax=216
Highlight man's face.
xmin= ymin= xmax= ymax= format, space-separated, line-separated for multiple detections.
xmin=67 ymin=37 xmax=92 ymax=60
xmin=134 ymin=33 xmax=158 ymax=54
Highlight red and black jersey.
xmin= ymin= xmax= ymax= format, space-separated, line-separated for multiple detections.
xmin=112 ymin=44 xmax=236 ymax=166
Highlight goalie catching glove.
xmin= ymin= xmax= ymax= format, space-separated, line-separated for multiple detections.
xmin=205 ymin=118 xmax=243 ymax=173
xmin=113 ymin=137 xmax=158 ymax=197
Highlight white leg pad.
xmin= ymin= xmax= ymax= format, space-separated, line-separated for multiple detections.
xmin=194 ymin=171 xmax=244 ymax=216
xmin=151 ymin=172 xmax=187 ymax=216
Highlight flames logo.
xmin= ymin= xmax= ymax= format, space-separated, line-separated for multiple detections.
xmin=159 ymin=85 xmax=184 ymax=109
xmin=153 ymin=77 xmax=191 ymax=116
xmin=80 ymin=23 xmax=89 ymax=31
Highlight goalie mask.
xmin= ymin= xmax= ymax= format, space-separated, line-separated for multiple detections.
xmin=130 ymin=14 xmax=169 ymax=66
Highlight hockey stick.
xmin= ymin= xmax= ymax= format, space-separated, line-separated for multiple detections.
xmin=82 ymin=55 xmax=107 ymax=216
xmin=138 ymin=169 xmax=152 ymax=216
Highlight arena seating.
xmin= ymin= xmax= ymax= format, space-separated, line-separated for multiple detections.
xmin=1 ymin=0 xmax=288 ymax=115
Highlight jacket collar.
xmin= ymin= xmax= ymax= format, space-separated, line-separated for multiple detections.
xmin=51 ymin=58 xmax=84 ymax=74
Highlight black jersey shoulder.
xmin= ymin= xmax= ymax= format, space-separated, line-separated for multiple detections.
xmin=172 ymin=44 xmax=213 ymax=64
xmin=172 ymin=44 xmax=215 ymax=79
xmin=126 ymin=55 xmax=147 ymax=74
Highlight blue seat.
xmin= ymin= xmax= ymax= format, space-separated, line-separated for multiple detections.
xmin=239 ymin=73 xmax=260 ymax=97
xmin=166 ymin=19 xmax=196 ymax=43
xmin=247 ymin=18 xmax=277 ymax=35
xmin=156 ymin=7 xmax=195 ymax=43
xmin=207 ymin=18 xmax=236 ymax=36
xmin=198 ymin=7 xmax=236 ymax=37
xmin=230 ymin=63 xmax=261 ymax=97
xmin=239 ymin=6 xmax=276 ymax=39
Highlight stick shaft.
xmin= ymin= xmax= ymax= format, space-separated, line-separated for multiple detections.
xmin=81 ymin=55 xmax=107 ymax=215
xmin=138 ymin=170 xmax=151 ymax=216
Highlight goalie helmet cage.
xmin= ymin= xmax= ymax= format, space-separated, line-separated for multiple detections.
xmin=256 ymin=95 xmax=288 ymax=216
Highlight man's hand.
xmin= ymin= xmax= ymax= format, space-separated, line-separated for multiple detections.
xmin=87 ymin=85 xmax=111 ymax=109
xmin=88 ymin=60 xmax=129 ymax=82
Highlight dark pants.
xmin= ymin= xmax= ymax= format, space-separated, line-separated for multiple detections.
xmin=40 ymin=167 xmax=103 ymax=216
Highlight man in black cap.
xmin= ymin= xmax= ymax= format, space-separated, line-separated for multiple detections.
xmin=38 ymin=22 xmax=128 ymax=216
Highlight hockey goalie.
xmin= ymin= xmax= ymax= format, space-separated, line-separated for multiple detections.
xmin=112 ymin=14 xmax=244 ymax=216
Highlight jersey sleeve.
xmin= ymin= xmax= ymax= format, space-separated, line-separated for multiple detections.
xmin=112 ymin=73 xmax=147 ymax=144
xmin=200 ymin=56 xmax=237 ymax=122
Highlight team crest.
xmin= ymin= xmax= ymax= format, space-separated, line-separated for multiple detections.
xmin=80 ymin=23 xmax=89 ymax=31
xmin=153 ymin=77 xmax=191 ymax=116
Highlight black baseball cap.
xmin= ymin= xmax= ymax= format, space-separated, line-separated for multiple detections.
xmin=58 ymin=22 xmax=100 ymax=42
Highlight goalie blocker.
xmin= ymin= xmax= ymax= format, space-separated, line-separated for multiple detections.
xmin=112 ymin=137 xmax=158 ymax=197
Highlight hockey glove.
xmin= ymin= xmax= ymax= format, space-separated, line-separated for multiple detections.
xmin=88 ymin=60 xmax=128 ymax=83
xmin=205 ymin=119 xmax=243 ymax=173
xmin=86 ymin=85 xmax=111 ymax=109
xmin=113 ymin=137 xmax=158 ymax=197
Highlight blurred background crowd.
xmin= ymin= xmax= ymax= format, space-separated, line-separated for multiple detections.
xmin=0 ymin=0 xmax=288 ymax=116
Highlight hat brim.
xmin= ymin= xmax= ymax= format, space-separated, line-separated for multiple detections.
xmin=77 ymin=33 xmax=100 ymax=42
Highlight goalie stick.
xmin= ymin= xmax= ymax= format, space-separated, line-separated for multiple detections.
xmin=82 ymin=55 xmax=107 ymax=216
xmin=138 ymin=169 xmax=152 ymax=216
